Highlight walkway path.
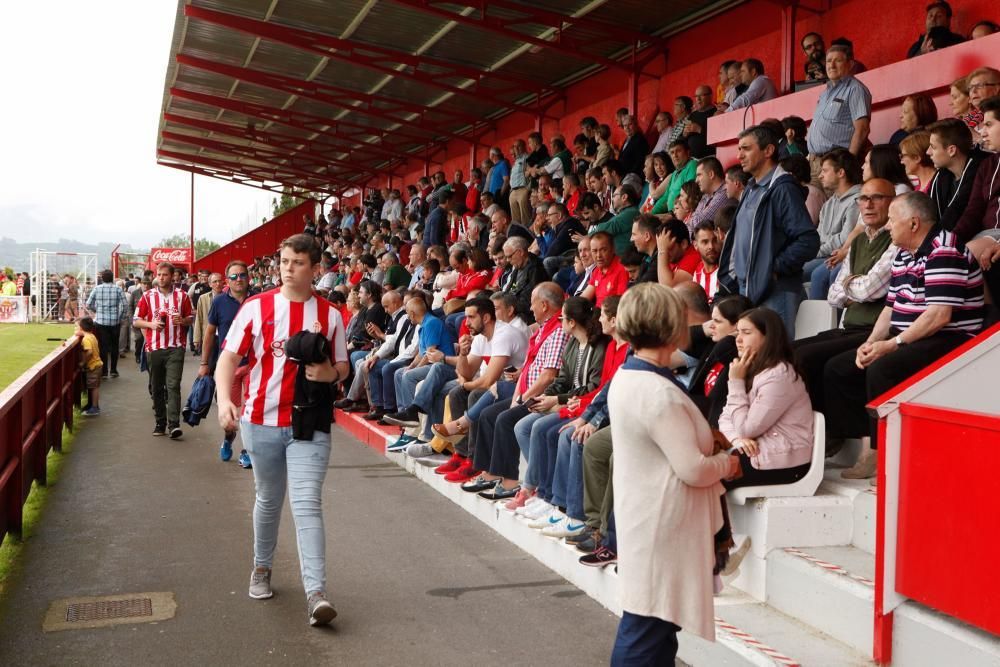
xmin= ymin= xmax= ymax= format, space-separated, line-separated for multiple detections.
xmin=0 ymin=354 xmax=619 ymax=665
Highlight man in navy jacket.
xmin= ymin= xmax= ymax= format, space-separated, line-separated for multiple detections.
xmin=716 ymin=124 xmax=820 ymax=337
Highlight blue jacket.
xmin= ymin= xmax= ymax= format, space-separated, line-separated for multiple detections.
xmin=182 ymin=375 xmax=216 ymax=427
xmin=716 ymin=166 xmax=820 ymax=304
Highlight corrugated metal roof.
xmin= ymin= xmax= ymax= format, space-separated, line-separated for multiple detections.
xmin=157 ymin=0 xmax=746 ymax=196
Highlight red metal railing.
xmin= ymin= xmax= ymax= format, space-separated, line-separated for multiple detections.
xmin=0 ymin=336 xmax=82 ymax=544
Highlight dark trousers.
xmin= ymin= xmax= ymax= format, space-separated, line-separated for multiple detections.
xmin=610 ymin=612 xmax=681 ymax=667
xmin=473 ymin=398 xmax=530 ymax=479
xmin=823 ymin=331 xmax=969 ymax=446
xmin=96 ymin=323 xmax=121 ymax=375
xmin=722 ymin=453 xmax=811 ymax=490
xmin=793 ymin=327 xmax=871 ymax=411
xmin=445 ymin=384 xmax=484 ymax=458
xmin=148 ymin=347 xmax=185 ymax=427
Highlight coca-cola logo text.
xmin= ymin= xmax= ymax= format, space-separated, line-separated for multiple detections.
xmin=150 ymin=249 xmax=192 ymax=263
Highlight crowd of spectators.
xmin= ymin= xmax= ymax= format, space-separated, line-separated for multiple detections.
xmin=190 ymin=2 xmax=999 ymax=657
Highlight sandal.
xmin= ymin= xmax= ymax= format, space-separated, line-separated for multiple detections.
xmin=432 ymin=419 xmax=469 ymax=438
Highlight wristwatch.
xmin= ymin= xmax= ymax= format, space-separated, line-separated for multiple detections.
xmin=894 ymin=335 xmax=906 ymax=347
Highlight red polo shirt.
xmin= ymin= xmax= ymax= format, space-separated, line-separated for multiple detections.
xmin=587 ymin=256 xmax=629 ymax=307
xmin=670 ymin=245 xmax=701 ymax=276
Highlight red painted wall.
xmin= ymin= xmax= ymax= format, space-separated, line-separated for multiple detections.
xmin=366 ymin=0 xmax=996 ymax=193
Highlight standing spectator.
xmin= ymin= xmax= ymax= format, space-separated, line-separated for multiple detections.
xmin=607 ymin=283 xmax=732 ymax=664
xmin=423 ymin=189 xmax=452 ymax=248
xmin=86 ymin=269 xmax=128 ymax=379
xmin=686 ymin=86 xmax=718 ymax=158
xmin=906 ymin=1 xmax=965 ymax=59
xmin=76 ymin=317 xmax=103 ymax=417
xmin=193 ymin=272 xmax=223 ymax=355
xmin=134 ymin=262 xmax=194 ymax=439
xmin=728 ymin=59 xmax=778 ymax=110
xmin=619 ymin=116 xmax=650 ymax=178
xmin=214 ymin=234 xmax=348 ymax=627
xmin=717 ymin=125 xmax=820 ymax=337
xmin=486 ymin=146 xmax=510 ymax=202
xmin=129 ymin=278 xmax=151 ymax=363
xmin=807 ymin=45 xmax=872 ymax=181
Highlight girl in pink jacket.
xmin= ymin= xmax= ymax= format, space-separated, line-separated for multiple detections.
xmin=719 ymin=307 xmax=814 ymax=489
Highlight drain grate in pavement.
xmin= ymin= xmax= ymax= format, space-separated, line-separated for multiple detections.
xmin=44 ymin=592 xmax=176 ymax=632
xmin=66 ymin=597 xmax=153 ymax=622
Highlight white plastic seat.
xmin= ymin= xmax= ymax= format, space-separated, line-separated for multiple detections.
xmin=794 ymin=300 xmax=838 ymax=340
xmin=728 ymin=412 xmax=826 ymax=505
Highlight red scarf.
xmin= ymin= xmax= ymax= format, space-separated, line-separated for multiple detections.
xmin=518 ymin=315 xmax=562 ymax=394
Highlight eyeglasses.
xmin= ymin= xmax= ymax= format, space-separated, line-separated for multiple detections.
xmin=969 ymin=82 xmax=1000 ymax=91
xmin=227 ymin=272 xmax=249 ymax=280
xmin=857 ymin=195 xmax=892 ymax=204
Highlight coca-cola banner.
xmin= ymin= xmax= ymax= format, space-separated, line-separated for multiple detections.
xmin=146 ymin=248 xmax=193 ymax=270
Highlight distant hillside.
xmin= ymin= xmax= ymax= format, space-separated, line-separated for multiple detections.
xmin=0 ymin=237 xmax=144 ymax=272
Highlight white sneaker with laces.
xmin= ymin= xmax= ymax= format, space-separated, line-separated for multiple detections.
xmin=519 ymin=500 xmax=553 ymax=520
xmin=528 ymin=508 xmax=565 ymax=530
xmin=515 ymin=496 xmax=545 ymax=516
xmin=542 ymin=516 xmax=586 ymax=538
xmin=405 ymin=442 xmax=435 ymax=458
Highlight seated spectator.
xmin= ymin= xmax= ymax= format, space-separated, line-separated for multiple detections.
xmin=794 ymin=178 xmax=897 ymax=415
xmin=724 ymin=164 xmax=750 ymax=201
xmin=927 ymin=119 xmax=987 ymax=232
xmin=825 ymin=192 xmax=984 ymax=480
xmin=620 ymin=249 xmax=645 ymax=285
xmin=671 ymin=181 xmax=700 ymax=228
xmin=692 ymin=221 xmax=722 ymax=302
xmin=900 ymin=131 xmax=936 ymax=192
xmin=651 ymin=139 xmax=698 ymax=219
xmin=640 ymin=152 xmax=670 ymax=213
xmin=728 ymin=58 xmax=778 ymax=110
xmin=462 ymin=283 xmax=568 ymax=499
xmin=689 ymin=157 xmax=730 ymax=231
xmin=589 ymin=185 xmax=640 ymax=254
xmin=970 ymin=20 xmax=999 ymax=39
xmin=594 ymin=124 xmax=613 ymax=168
xmin=541 ymin=202 xmax=586 ymax=277
xmin=781 ymin=154 xmax=827 ymax=226
xmin=807 ymin=45 xmax=871 ymax=181
xmin=380 ymin=252 xmax=411 ymax=291
xmin=651 ymin=111 xmax=674 ymax=154
xmin=687 ymin=86 xmax=718 ymax=159
xmin=347 ymin=280 xmax=388 ymax=354
xmin=619 ymin=115 xmax=650 ymax=178
xmin=721 ymin=60 xmax=748 ymax=111
xmin=562 ymin=237 xmax=595 ymax=297
xmin=656 ymin=217 xmax=702 ymax=287
xmin=889 ymin=94 xmax=939 ymax=146
xmin=487 ymin=238 xmax=511 ymax=290
xmin=953 ymin=96 xmax=1000 ymax=307
xmin=863 ymin=144 xmax=913 ymax=194
xmin=720 ymin=308 xmax=815 ymax=490
xmin=780 ymin=116 xmax=808 ymax=157
xmin=360 ymin=290 xmax=420 ymax=421
xmin=686 ymin=295 xmax=753 ymax=427
xmin=442 ymin=247 xmax=491 ymax=314
xmin=906 ymin=1 xmax=965 ymax=58
xmin=801 ymin=32 xmax=826 ymax=82
xmin=668 ymin=97 xmax=693 ymax=146
xmin=804 ymin=149 xmax=863 ymax=299
xmin=480 ymin=191 xmax=500 ymax=219
xmin=966 ymin=67 xmax=1000 ymax=141
xmin=949 ymin=76 xmax=981 ymax=137
xmin=607 ymin=283 xmax=732 ymax=659
xmin=563 ymin=173 xmax=582 ymax=217
xmin=336 ymin=289 xmax=407 ymax=416
xmin=717 ymin=125 xmax=820 ymax=336
xmin=502 ymin=236 xmax=547 ymax=323
xmin=509 ymin=297 xmax=608 ymax=515
xmin=580 ymin=231 xmax=630 ymax=304
xmin=490 ymin=207 xmax=533 ymax=242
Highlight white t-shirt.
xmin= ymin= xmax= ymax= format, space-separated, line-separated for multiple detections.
xmin=469 ymin=320 xmax=529 ymax=375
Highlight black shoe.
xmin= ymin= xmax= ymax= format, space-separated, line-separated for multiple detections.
xmin=461 ymin=475 xmax=498 ymax=493
xmin=575 ymin=534 xmax=601 ymax=553
xmin=579 ymin=546 xmax=617 ymax=568
xmin=345 ymin=402 xmax=370 ymax=413
xmin=110 ymin=371 xmax=119 ymax=378
xmin=565 ymin=527 xmax=597 ymax=546
xmin=479 ymin=484 xmax=520 ymax=501
xmin=153 ymin=423 xmax=167 ymax=437
xmin=333 ymin=398 xmax=354 ymax=410
xmin=383 ymin=407 xmax=420 ymax=427
xmin=363 ymin=408 xmax=385 ymax=421
xmin=169 ymin=426 xmax=183 ymax=440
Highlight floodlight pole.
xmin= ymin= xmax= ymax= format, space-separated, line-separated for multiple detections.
xmin=190 ymin=172 xmax=195 ymax=271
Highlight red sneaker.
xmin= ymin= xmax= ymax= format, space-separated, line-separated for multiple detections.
xmin=435 ymin=453 xmax=465 ymax=475
xmin=503 ymin=487 xmax=535 ymax=511
xmin=444 ymin=460 xmax=479 ymax=483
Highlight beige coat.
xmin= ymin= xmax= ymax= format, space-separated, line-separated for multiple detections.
xmin=609 ymin=368 xmax=731 ymax=640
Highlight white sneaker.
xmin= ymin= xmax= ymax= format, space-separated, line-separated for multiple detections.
xmin=528 ymin=508 xmax=565 ymax=530
xmin=515 ymin=496 xmax=546 ymax=516
xmin=542 ymin=516 xmax=587 ymax=538
xmin=519 ymin=500 xmax=553 ymax=520
xmin=405 ymin=442 xmax=435 ymax=458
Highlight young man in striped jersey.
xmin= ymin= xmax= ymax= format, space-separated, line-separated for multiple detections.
xmin=214 ymin=234 xmax=349 ymax=627
xmin=134 ymin=261 xmax=194 ymax=439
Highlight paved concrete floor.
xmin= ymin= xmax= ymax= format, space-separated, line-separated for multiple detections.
xmin=0 ymin=354 xmax=619 ymax=665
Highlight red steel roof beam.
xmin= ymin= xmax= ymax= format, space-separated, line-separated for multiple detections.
xmin=388 ymin=0 xmax=637 ymax=73
xmin=184 ymin=5 xmax=559 ymax=118
xmin=177 ymin=54 xmax=477 ymax=146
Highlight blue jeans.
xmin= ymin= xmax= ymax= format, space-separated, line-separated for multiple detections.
xmin=761 ymin=283 xmax=802 ymax=340
xmin=396 ymin=364 xmax=433 ymax=410
xmin=369 ymin=358 xmax=410 ymax=410
xmin=808 ymin=261 xmax=842 ymax=300
xmin=551 ymin=425 xmax=585 ymax=521
xmin=349 ymin=349 xmax=368 ymax=371
xmin=466 ymin=380 xmax=515 ymax=422
xmin=241 ymin=421 xmax=332 ymax=596
xmin=517 ymin=412 xmax=564 ymax=497
xmin=411 ymin=363 xmax=458 ymax=439
xmin=611 ymin=611 xmax=681 ymax=666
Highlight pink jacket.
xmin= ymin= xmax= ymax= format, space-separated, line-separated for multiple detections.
xmin=718 ymin=362 xmax=814 ymax=470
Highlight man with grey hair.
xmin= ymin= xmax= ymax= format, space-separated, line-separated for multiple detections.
xmin=824 ymin=191 xmax=984 ymax=480
xmin=193 ymin=272 xmax=223 ymax=354
xmin=502 ymin=236 xmax=547 ymax=323
xmin=807 ymin=45 xmax=871 ymax=184
xmin=618 ymin=115 xmax=649 ymax=178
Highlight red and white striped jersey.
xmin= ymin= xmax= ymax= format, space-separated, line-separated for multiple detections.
xmin=693 ymin=262 xmax=719 ymax=304
xmin=223 ymin=291 xmax=348 ymax=427
xmin=135 ymin=288 xmax=194 ymax=352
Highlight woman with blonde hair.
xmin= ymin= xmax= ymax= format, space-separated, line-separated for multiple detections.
xmin=607 ymin=283 xmax=732 ymax=664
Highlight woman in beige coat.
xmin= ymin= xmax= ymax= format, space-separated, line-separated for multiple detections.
xmin=608 ymin=283 xmax=734 ymax=664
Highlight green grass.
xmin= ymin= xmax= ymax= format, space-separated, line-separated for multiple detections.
xmin=0 ymin=419 xmax=76 ymax=598
xmin=0 ymin=323 xmax=76 ymax=391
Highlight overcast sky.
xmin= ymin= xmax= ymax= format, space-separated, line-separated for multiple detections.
xmin=0 ymin=1 xmax=278 ymax=250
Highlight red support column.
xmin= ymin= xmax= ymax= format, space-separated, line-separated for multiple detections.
xmin=873 ymin=417 xmax=893 ymax=665
xmin=780 ymin=3 xmax=797 ymax=95
xmin=190 ymin=173 xmax=195 ymax=269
